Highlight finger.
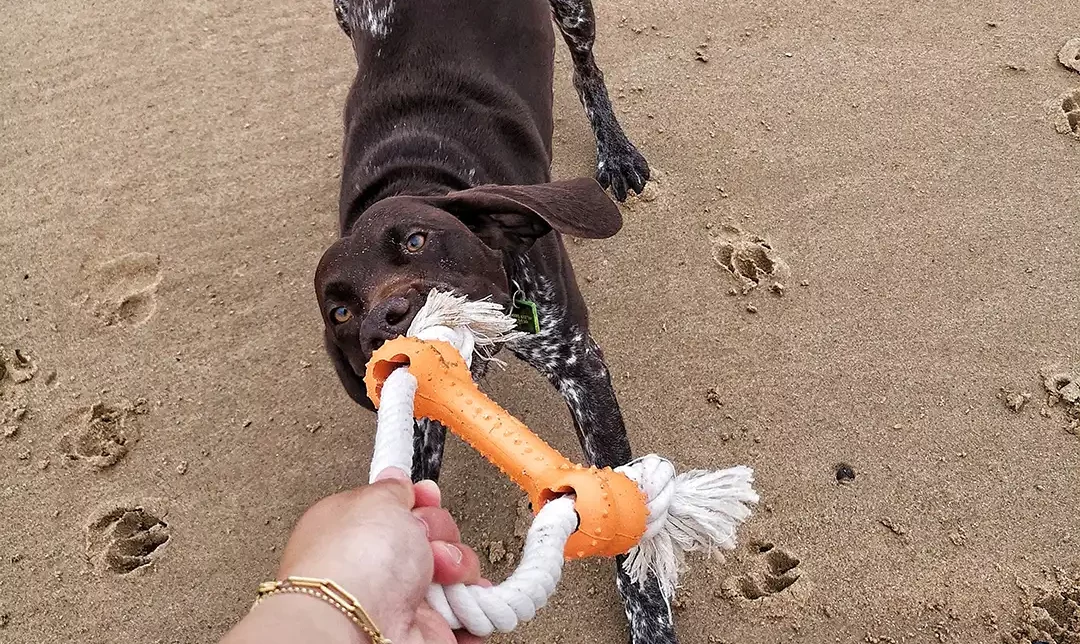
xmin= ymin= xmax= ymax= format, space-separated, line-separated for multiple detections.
xmin=412 ymin=506 xmax=460 ymax=543
xmin=413 ymin=479 xmax=442 ymax=508
xmin=366 ymin=472 xmax=416 ymax=509
xmin=431 ymin=541 xmax=482 ymax=586
xmin=373 ymin=466 xmax=410 ymax=482
xmin=455 ymin=631 xmax=485 ymax=644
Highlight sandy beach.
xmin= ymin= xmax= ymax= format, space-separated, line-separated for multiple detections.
xmin=1 ymin=1 xmax=1078 ymax=642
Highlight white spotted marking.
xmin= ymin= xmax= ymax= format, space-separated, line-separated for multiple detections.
xmin=359 ymin=0 xmax=394 ymax=37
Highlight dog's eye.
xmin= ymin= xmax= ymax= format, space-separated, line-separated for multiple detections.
xmin=330 ymin=306 xmax=353 ymax=324
xmin=404 ymin=232 xmax=427 ymax=252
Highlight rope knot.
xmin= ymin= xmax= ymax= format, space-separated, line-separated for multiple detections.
xmin=618 ymin=456 xmax=759 ymax=599
xmin=616 ymin=455 xmax=677 ymax=538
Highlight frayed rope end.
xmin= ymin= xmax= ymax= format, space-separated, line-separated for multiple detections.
xmin=620 ymin=462 xmax=759 ymax=599
xmin=407 ymin=290 xmax=526 ymax=366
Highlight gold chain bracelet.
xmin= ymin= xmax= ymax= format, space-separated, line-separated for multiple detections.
xmin=252 ymin=576 xmax=392 ymax=644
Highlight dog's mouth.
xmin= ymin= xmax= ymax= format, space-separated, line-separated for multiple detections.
xmin=351 ymin=345 xmax=493 ymax=381
xmin=354 ymin=283 xmax=512 ymax=379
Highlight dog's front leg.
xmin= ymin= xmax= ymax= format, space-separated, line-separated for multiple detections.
xmin=411 ymin=418 xmax=447 ymax=482
xmin=548 ymin=0 xmax=650 ymax=201
xmin=510 ymin=327 xmax=678 ymax=644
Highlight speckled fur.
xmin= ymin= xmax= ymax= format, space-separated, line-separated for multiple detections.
xmin=548 ymin=0 xmax=650 ymax=200
xmin=410 ymin=418 xmax=446 ymax=481
xmin=332 ymin=0 xmax=667 ymax=638
xmin=334 ymin=0 xmax=649 ymax=200
xmin=335 ymin=0 xmax=395 ymax=38
xmin=407 ymin=256 xmax=678 ymax=644
xmin=505 ymin=257 xmax=677 ymax=644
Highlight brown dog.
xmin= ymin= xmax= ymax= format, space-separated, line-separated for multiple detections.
xmin=316 ymin=0 xmax=674 ymax=641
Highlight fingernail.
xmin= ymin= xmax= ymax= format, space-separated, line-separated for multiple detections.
xmin=416 ymin=516 xmax=431 ymax=537
xmin=444 ymin=543 xmax=463 ymax=565
xmin=415 ymin=479 xmax=441 ymax=503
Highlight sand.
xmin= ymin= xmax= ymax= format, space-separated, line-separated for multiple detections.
xmin=2 ymin=1 xmax=1079 ymax=643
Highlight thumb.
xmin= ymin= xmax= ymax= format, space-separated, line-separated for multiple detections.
xmin=374 ymin=466 xmax=411 ymax=482
xmin=368 ymin=467 xmax=416 ymax=508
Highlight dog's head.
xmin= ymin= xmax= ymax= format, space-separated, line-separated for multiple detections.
xmin=315 ymin=178 xmax=622 ymax=409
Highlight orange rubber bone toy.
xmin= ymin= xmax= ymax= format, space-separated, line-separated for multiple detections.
xmin=365 ymin=336 xmax=647 ymax=559
xmin=357 ymin=290 xmax=757 ymax=636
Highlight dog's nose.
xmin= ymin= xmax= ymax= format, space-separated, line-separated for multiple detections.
xmin=360 ymin=296 xmax=414 ymax=356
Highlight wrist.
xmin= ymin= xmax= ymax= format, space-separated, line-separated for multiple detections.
xmin=276 ymin=548 xmax=401 ymax=634
xmin=273 ymin=567 xmax=391 ymax=631
xmin=247 ymin=591 xmax=368 ymax=644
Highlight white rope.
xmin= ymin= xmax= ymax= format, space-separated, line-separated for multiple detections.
xmin=425 ymin=496 xmax=577 ymax=633
xmin=367 ymin=367 xmax=417 ymax=484
xmin=366 ymin=291 xmax=759 ymax=635
xmin=617 ymin=456 xmax=759 ymax=599
xmin=368 ymin=291 xmax=523 ymax=481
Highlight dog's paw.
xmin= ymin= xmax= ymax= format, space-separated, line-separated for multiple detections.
xmin=596 ymin=136 xmax=650 ymax=202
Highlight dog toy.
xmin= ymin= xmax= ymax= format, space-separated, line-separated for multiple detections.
xmin=363 ymin=291 xmax=758 ymax=636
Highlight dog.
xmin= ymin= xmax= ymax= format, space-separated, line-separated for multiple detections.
xmin=315 ymin=0 xmax=676 ymax=641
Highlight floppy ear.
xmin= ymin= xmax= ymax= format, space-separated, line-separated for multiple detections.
xmin=426 ymin=178 xmax=623 ymax=251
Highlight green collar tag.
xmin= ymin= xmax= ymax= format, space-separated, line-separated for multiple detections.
xmin=510 ymin=298 xmax=541 ymax=334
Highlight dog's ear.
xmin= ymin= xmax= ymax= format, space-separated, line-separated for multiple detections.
xmin=426 ymin=178 xmax=623 ymax=252
xmin=323 ymin=330 xmax=376 ymax=412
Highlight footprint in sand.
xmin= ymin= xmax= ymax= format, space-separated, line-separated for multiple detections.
xmin=712 ymin=225 xmax=791 ymax=294
xmin=86 ymin=505 xmax=170 ymax=574
xmin=0 ymin=346 xmax=38 ymax=386
xmin=57 ymin=400 xmax=147 ymax=469
xmin=1057 ymin=89 xmax=1080 ymax=137
xmin=82 ymin=253 xmax=162 ymax=326
xmin=1 ymin=348 xmax=38 ymax=440
xmin=1041 ymin=368 xmax=1080 ymax=435
xmin=1059 ymin=37 xmax=1080 ymax=74
xmin=1003 ymin=572 xmax=1080 ymax=644
xmin=721 ymin=541 xmax=802 ymax=600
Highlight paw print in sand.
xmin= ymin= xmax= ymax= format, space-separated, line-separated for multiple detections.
xmin=1056 ymin=89 xmax=1080 ymax=137
xmin=80 ymin=252 xmax=163 ymax=326
xmin=86 ymin=505 xmax=170 ymax=574
xmin=721 ymin=541 xmax=801 ymax=600
xmin=57 ymin=400 xmax=147 ymax=469
xmin=0 ymin=346 xmax=37 ymax=386
xmin=712 ymin=225 xmax=790 ymax=294
xmin=1004 ymin=572 xmax=1080 ymax=644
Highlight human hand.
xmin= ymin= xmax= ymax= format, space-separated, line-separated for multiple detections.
xmin=226 ymin=468 xmax=485 ymax=644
